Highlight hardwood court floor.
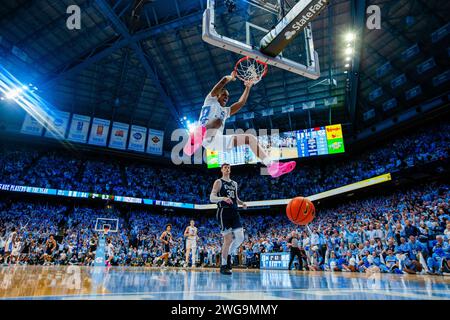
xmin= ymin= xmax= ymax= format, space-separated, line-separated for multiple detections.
xmin=1 ymin=265 xmax=449 ymax=300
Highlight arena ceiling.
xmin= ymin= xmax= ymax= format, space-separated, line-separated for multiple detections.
xmin=0 ymin=0 xmax=449 ymax=147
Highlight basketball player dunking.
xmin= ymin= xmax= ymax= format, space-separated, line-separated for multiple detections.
xmin=154 ymin=224 xmax=172 ymax=268
xmin=210 ymin=163 xmax=247 ymax=275
xmin=184 ymin=71 xmax=296 ymax=178
xmin=184 ymin=220 xmax=198 ymax=268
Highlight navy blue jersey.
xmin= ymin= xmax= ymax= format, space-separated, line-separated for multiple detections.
xmin=217 ymin=178 xmax=238 ymax=209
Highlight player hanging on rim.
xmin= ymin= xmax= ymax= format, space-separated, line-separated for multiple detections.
xmin=210 ymin=163 xmax=247 ymax=275
xmin=183 ymin=69 xmax=296 ymax=178
xmin=184 ymin=220 xmax=198 ymax=268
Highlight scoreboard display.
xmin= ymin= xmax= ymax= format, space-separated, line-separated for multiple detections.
xmin=207 ymin=124 xmax=345 ymax=168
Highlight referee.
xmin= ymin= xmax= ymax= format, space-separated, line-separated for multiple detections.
xmin=288 ymin=231 xmax=305 ymax=270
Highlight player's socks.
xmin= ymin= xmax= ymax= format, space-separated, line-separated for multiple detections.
xmin=183 ymin=126 xmax=206 ymax=156
xmin=267 ymin=161 xmax=296 ymax=178
xmin=227 ymin=255 xmax=232 ymax=270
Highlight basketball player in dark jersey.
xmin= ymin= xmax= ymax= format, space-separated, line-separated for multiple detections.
xmin=43 ymin=234 xmax=57 ymax=265
xmin=210 ymin=163 xmax=247 ymax=275
xmin=154 ymin=224 xmax=172 ymax=267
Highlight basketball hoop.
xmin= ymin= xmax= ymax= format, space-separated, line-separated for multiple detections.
xmin=103 ymin=225 xmax=110 ymax=236
xmin=234 ymin=57 xmax=268 ymax=85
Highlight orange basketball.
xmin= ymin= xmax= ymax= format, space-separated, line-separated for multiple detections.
xmin=286 ymin=197 xmax=315 ymax=225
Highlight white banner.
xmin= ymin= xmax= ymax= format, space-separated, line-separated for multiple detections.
xmin=44 ymin=111 xmax=70 ymax=139
xmin=21 ymin=113 xmax=44 ymax=136
xmin=128 ymin=125 xmax=147 ymax=152
xmin=302 ymin=101 xmax=316 ymax=110
xmin=88 ymin=118 xmax=110 ymax=146
xmin=282 ymin=105 xmax=294 ymax=113
xmin=109 ymin=122 xmax=129 ymax=150
xmin=67 ymin=114 xmax=91 ymax=143
xmin=262 ymin=108 xmax=274 ymax=116
xmin=324 ymin=97 xmax=338 ymax=106
xmin=147 ymin=129 xmax=164 ymax=155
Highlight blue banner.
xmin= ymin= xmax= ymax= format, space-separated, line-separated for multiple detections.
xmin=401 ymin=44 xmax=420 ymax=61
xmin=433 ymin=70 xmax=450 ymax=87
xmin=88 ymin=118 xmax=110 ymax=146
xmin=417 ymin=57 xmax=436 ymax=74
xmin=44 ymin=111 xmax=70 ymax=139
xmin=383 ymin=98 xmax=397 ymax=111
xmin=128 ymin=125 xmax=147 ymax=152
xmin=363 ymin=109 xmax=375 ymax=121
xmin=147 ymin=129 xmax=164 ymax=155
xmin=405 ymin=85 xmax=422 ymax=100
xmin=376 ymin=62 xmax=391 ymax=78
xmin=391 ymin=74 xmax=406 ymax=89
xmin=67 ymin=114 xmax=91 ymax=143
xmin=21 ymin=113 xmax=44 ymax=136
xmin=431 ymin=22 xmax=450 ymax=43
xmin=369 ymin=87 xmax=383 ymax=101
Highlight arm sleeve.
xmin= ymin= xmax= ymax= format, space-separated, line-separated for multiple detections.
xmin=210 ymin=180 xmax=224 ymax=203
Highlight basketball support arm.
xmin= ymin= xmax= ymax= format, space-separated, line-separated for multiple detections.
xmin=202 ymin=0 xmax=321 ymax=80
xmin=260 ymin=0 xmax=330 ymax=57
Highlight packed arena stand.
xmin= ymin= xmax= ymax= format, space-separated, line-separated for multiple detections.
xmin=0 ymin=182 xmax=448 ymax=274
xmin=0 ymin=121 xmax=448 ymax=203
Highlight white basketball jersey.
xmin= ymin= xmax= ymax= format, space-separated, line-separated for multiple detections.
xmin=198 ymin=94 xmax=231 ymax=135
xmin=7 ymin=231 xmax=16 ymax=243
xmin=107 ymin=243 xmax=114 ymax=256
xmin=186 ymin=226 xmax=198 ymax=241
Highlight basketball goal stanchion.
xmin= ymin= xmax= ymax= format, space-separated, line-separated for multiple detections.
xmin=93 ymin=218 xmax=118 ymax=267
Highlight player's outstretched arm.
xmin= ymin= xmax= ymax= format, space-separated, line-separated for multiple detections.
xmin=210 ymin=71 xmax=236 ymax=97
xmin=230 ymin=80 xmax=253 ymax=116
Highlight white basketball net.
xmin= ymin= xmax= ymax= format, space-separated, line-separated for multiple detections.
xmin=235 ymin=57 xmax=268 ymax=84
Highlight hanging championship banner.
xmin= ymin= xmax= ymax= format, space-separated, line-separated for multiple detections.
xmin=109 ymin=122 xmax=129 ymax=150
xmin=302 ymin=101 xmax=316 ymax=110
xmin=147 ymin=129 xmax=164 ymax=155
xmin=44 ymin=111 xmax=70 ymax=139
xmin=128 ymin=125 xmax=147 ymax=152
xmin=324 ymin=97 xmax=338 ymax=107
xmin=88 ymin=118 xmax=110 ymax=146
xmin=21 ymin=113 xmax=44 ymax=136
xmin=282 ymin=105 xmax=295 ymax=113
xmin=67 ymin=114 xmax=91 ymax=143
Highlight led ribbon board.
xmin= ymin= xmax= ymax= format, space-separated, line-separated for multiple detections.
xmin=260 ymin=0 xmax=330 ymax=57
xmin=195 ymin=173 xmax=392 ymax=210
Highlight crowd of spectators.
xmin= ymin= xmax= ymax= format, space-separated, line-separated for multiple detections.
xmin=0 ymin=182 xmax=448 ymax=275
xmin=0 ymin=122 xmax=448 ymax=203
